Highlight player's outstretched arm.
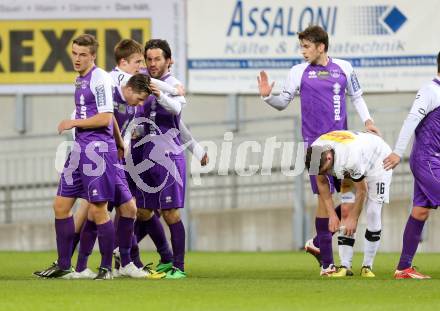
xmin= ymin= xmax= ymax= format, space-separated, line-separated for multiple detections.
xmin=258 ymin=70 xmax=295 ymax=111
xmin=257 ymin=71 xmax=274 ymax=97
xmin=384 ymin=85 xmax=437 ymax=170
xmin=179 ymin=120 xmax=206 ymax=163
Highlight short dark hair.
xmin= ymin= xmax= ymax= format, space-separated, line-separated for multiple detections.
xmin=72 ymin=34 xmax=99 ymax=55
xmin=114 ymin=39 xmax=143 ymax=64
xmin=298 ymin=25 xmax=329 ymax=52
xmin=126 ymin=73 xmax=152 ymax=95
xmin=437 ymin=51 xmax=440 ymax=73
xmin=144 ymin=39 xmax=172 ymax=60
xmin=305 ymin=146 xmax=333 ymax=175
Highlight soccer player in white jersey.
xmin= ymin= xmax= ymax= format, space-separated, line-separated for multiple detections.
xmin=305 ymin=130 xmax=393 ymax=276
xmin=383 ymin=51 xmax=440 ymax=279
xmin=257 ymin=25 xmax=380 ymax=276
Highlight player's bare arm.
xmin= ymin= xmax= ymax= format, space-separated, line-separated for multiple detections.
xmin=58 ymin=112 xmax=113 ymax=134
xmin=345 ymin=178 xmax=367 ymax=236
xmin=112 ymin=116 xmax=125 ymax=158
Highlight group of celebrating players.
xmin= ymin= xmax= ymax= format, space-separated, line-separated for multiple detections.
xmin=34 ymin=24 xmax=439 ymax=280
xmin=35 ymin=35 xmax=206 ymax=280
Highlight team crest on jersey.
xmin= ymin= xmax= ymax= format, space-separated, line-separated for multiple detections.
xmin=75 ymin=80 xmax=89 ymax=89
xmin=330 ymin=69 xmax=341 ymax=78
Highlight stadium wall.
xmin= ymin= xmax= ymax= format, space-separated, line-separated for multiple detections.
xmin=1 ymin=92 xmax=437 ymax=252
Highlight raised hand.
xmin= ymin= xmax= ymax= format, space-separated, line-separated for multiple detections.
xmin=257 ymin=71 xmax=275 ymax=97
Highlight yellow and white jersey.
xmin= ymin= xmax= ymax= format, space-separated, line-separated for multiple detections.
xmin=312 ymin=130 xmax=392 ymax=180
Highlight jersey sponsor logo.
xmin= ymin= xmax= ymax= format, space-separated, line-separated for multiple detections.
xmin=321 ymin=131 xmax=355 ymax=144
xmin=333 ymin=94 xmax=341 ymax=121
xmin=165 ymin=196 xmax=172 ymax=203
xmin=350 ymin=72 xmax=361 ymax=93
xmin=95 ymin=84 xmax=106 ymax=107
xmin=79 ymin=94 xmax=87 ymax=119
xmin=317 ymin=70 xmax=329 ymax=79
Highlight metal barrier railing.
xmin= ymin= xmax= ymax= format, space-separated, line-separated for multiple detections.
xmin=0 ymin=107 xmax=413 ymax=227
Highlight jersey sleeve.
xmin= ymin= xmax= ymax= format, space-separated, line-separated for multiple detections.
xmin=91 ymin=69 xmax=114 ymax=113
xmin=393 ymin=84 xmax=439 ymax=156
xmin=263 ymin=65 xmax=302 ymax=110
xmin=334 ymin=59 xmax=363 ymax=98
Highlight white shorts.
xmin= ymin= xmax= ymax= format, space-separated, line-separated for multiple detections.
xmin=366 ymin=169 xmax=393 ymax=204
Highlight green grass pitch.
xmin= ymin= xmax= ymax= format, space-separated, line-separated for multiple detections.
xmin=1 ymin=251 xmax=439 ymax=311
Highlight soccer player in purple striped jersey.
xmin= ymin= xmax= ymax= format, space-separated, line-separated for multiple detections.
xmin=258 ymin=25 xmax=380 ymax=276
xmin=72 ymin=39 xmax=176 ymax=279
xmin=132 ymin=39 xmax=189 ymax=279
xmin=384 ymin=51 xmax=440 ymax=279
xmin=36 ymin=34 xmax=117 ymax=280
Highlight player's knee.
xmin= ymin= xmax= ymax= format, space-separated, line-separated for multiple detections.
xmin=365 ymin=229 xmax=381 ymax=242
xmin=53 ymin=202 xmax=70 ymax=218
xmin=162 ymin=209 xmax=181 ymax=225
xmin=118 ymin=199 xmax=137 ymax=218
xmin=340 ymin=204 xmax=352 ymax=220
xmin=411 ymin=206 xmax=430 ymax=221
xmin=365 ymin=201 xmax=382 ymax=232
xmin=137 ymin=208 xmax=154 ymax=221
xmin=89 ymin=202 xmax=109 ymax=220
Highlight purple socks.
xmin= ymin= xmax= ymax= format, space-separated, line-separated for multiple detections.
xmin=75 ymin=219 xmax=97 ymax=272
xmin=97 ymin=220 xmax=115 ymax=270
xmin=117 ymin=216 xmax=135 ymax=267
xmin=315 ymin=217 xmax=333 ymax=269
xmin=55 ymin=217 xmax=75 ymax=270
xmin=397 ymin=216 xmax=425 ymax=270
xmin=169 ymin=221 xmax=186 ymax=271
xmin=312 ymin=205 xmax=341 ymax=248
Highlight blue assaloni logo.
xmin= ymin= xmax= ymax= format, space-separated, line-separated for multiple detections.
xmin=351 ymin=6 xmax=407 ymax=35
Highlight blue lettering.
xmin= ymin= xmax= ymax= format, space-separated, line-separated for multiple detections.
xmin=271 ymin=8 xmax=284 ymax=36
xmin=247 ymin=7 xmax=258 ymax=36
xmin=299 ymin=7 xmax=314 ymax=32
xmin=331 ymin=8 xmax=337 ymax=35
xmin=227 ymin=0 xmax=243 ymax=36
xmin=287 ymin=8 xmax=295 ymax=36
xmin=226 ymin=4 xmax=337 ymax=37
xmin=259 ymin=7 xmax=271 ymax=36
xmin=317 ymin=7 xmax=331 ymax=32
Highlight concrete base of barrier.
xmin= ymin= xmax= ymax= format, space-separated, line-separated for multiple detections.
xmin=1 ymin=198 xmax=439 ymax=252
